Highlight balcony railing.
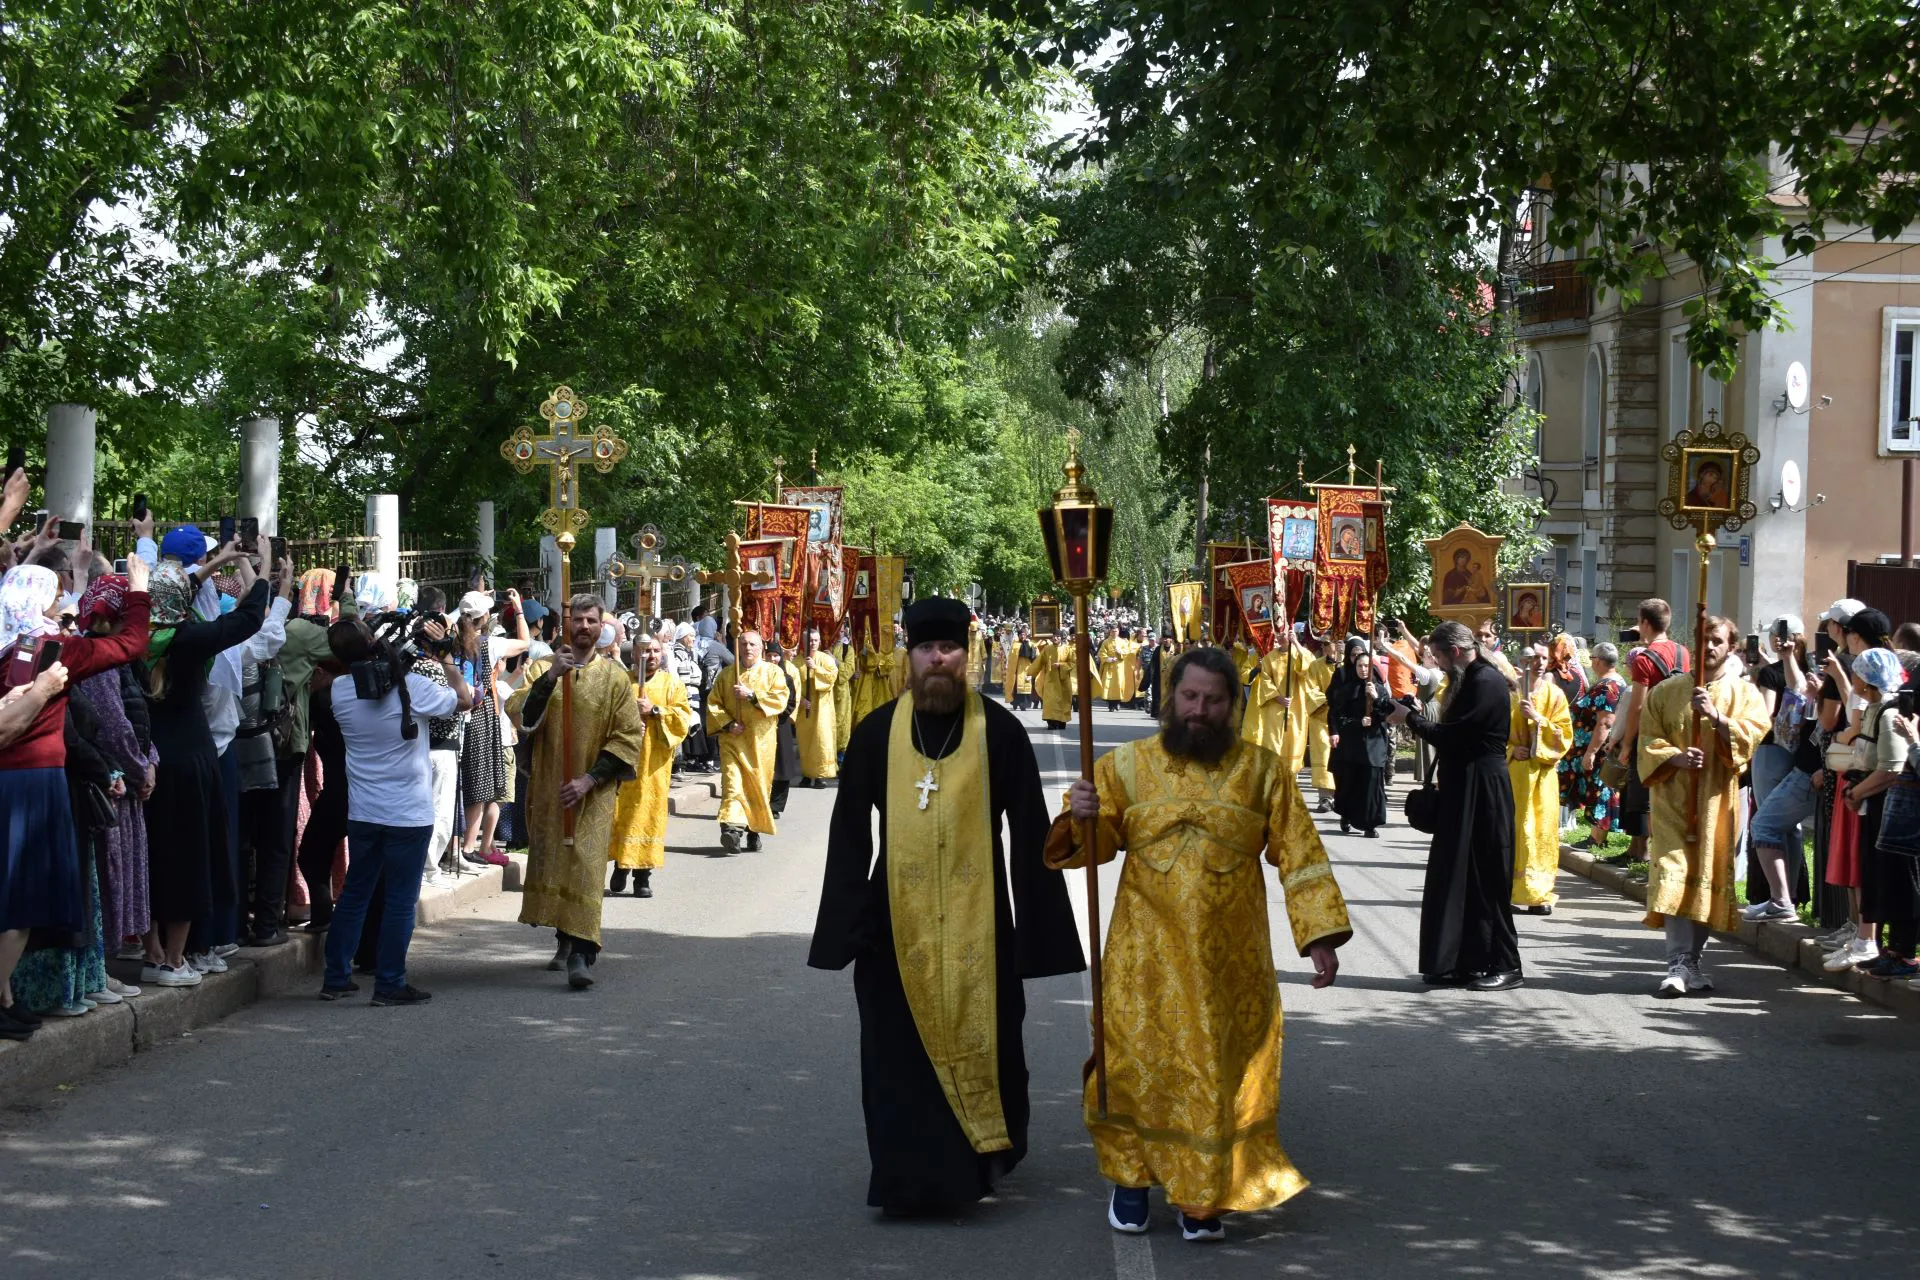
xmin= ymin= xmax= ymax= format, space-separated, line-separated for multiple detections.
xmin=1518 ymin=260 xmax=1591 ymax=326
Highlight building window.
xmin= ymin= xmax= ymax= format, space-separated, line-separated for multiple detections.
xmin=1582 ymin=348 xmax=1605 ymax=463
xmin=1882 ymin=308 xmax=1920 ymax=453
xmin=1667 ymin=335 xmax=1691 ymax=438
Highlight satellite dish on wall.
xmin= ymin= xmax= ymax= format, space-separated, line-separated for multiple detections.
xmin=1785 ymin=361 xmax=1810 ymax=412
xmin=1781 ymin=460 xmax=1802 ymax=509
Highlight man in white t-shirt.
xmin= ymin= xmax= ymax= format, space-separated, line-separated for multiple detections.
xmin=320 ymin=617 xmax=473 ymax=1005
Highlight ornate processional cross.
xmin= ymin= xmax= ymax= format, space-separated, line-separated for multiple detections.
xmin=696 ymin=531 xmax=779 ymax=646
xmin=602 ymin=524 xmax=688 ymax=606
xmin=499 ymin=385 xmax=629 ymax=537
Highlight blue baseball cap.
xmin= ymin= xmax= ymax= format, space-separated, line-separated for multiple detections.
xmin=159 ymin=525 xmax=208 ymax=565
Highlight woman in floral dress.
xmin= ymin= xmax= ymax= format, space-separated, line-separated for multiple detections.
xmin=1563 ymin=642 xmax=1626 ymax=846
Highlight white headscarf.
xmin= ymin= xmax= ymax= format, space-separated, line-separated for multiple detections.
xmin=0 ymin=565 xmax=60 ymax=654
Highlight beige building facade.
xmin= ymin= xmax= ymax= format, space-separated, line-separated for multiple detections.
xmin=1516 ymin=198 xmax=1918 ymax=641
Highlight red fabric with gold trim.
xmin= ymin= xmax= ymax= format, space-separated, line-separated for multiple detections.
xmin=737 ymin=537 xmax=786 ymax=640
xmin=1312 ymin=486 xmax=1379 ymax=637
xmin=1222 ymin=559 xmax=1278 ymax=653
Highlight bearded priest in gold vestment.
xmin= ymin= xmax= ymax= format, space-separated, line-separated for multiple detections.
xmin=507 ymin=596 xmax=647 ymax=990
xmin=1638 ymin=616 xmax=1768 ymax=997
xmin=607 ymin=634 xmax=693 ymax=900
xmin=809 ymin=598 xmax=1084 ymax=1214
xmin=707 ymin=629 xmax=791 ymax=854
xmin=1049 ymin=645 xmax=1351 ymax=1240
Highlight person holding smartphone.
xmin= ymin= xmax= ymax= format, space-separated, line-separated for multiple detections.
xmin=0 ymin=554 xmax=151 ymax=1037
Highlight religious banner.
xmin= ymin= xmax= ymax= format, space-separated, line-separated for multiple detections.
xmin=1166 ymin=581 xmax=1204 ymax=645
xmin=779 ymin=486 xmax=844 ymax=545
xmin=737 ymin=537 xmax=787 ymax=640
xmin=1425 ymin=522 xmax=1504 ymax=630
xmin=1362 ymin=499 xmax=1390 ymax=599
xmin=871 ymin=554 xmax=906 ymax=652
xmin=1311 ymin=486 xmax=1380 ymax=637
xmin=1222 ymin=560 xmax=1278 ymax=654
xmin=1266 ymin=499 xmax=1317 ymax=638
xmin=1207 ymin=541 xmax=1260 ymax=642
xmin=810 ymin=542 xmax=859 ymax=635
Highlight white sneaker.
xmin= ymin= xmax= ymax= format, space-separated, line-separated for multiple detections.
xmin=1821 ymin=924 xmax=1858 ymax=947
xmin=186 ymin=951 xmax=228 ymax=975
xmin=107 ymin=978 xmax=141 ymax=999
xmin=1823 ymin=938 xmax=1877 ymax=971
xmin=1655 ymin=963 xmax=1689 ymax=998
xmin=213 ymin=943 xmax=240 ymax=958
xmin=149 ymin=963 xmax=202 ymax=987
xmin=86 ymin=987 xmax=123 ymax=1006
xmin=422 ymin=868 xmax=447 ymax=890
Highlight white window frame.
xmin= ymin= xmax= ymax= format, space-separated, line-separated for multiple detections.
xmin=1582 ymin=347 xmax=1605 ymax=464
xmin=1667 ymin=333 xmax=1691 ymax=439
xmin=1880 ymin=306 xmax=1920 ymax=454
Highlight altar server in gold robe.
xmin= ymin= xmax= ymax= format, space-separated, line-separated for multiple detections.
xmin=508 ymin=596 xmax=647 ymax=989
xmin=1052 ymin=645 xmax=1350 ymax=1240
xmin=706 ymin=629 xmax=791 ymax=854
xmin=607 ymin=633 xmax=692 ymax=899
xmin=1638 ymin=616 xmax=1768 ymax=997
xmin=796 ymin=624 xmax=839 ymax=786
xmin=1509 ymin=640 xmax=1573 ymax=915
xmin=1031 ymin=632 xmax=1073 ymax=729
xmin=832 ymin=626 xmax=856 ymax=754
xmin=1241 ymin=635 xmax=1314 ymax=775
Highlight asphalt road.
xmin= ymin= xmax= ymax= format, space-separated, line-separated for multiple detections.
xmin=3 ymin=703 xmax=1918 ymax=1279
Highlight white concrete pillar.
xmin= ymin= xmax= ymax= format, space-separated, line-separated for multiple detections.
xmin=594 ymin=526 xmax=618 ymax=610
xmin=1743 ymin=234 xmax=1814 ymax=627
xmin=43 ymin=403 xmax=96 ymax=534
xmin=539 ymin=535 xmax=562 ymax=609
xmin=237 ymin=416 xmax=280 ymax=535
xmin=364 ymin=493 xmax=400 ymax=585
xmin=476 ymin=500 xmax=496 ymax=569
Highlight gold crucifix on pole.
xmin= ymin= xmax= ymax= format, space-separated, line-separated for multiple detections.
xmin=602 ymin=524 xmax=688 ymax=614
xmin=697 ymin=531 xmax=778 ymax=666
xmin=499 ymin=384 xmax=628 ymax=844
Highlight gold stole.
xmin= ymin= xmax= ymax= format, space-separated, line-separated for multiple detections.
xmin=885 ymin=690 xmax=1009 ymax=1154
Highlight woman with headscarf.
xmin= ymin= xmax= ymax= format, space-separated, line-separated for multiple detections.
xmin=1326 ymin=635 xmax=1392 ymax=838
xmin=0 ymin=558 xmax=152 ymax=1038
xmin=1842 ymin=648 xmax=1920 ymax=977
xmin=141 ymin=553 xmax=269 ymax=987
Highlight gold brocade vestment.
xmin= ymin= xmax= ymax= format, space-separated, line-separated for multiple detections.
xmin=1046 ymin=737 xmax=1352 ymax=1212
xmin=707 ymin=658 xmax=791 ymax=834
xmin=1508 ymin=679 xmax=1572 ymax=907
xmin=1638 ymin=673 xmax=1768 ymax=931
xmin=609 ymin=667 xmax=692 ymax=870
xmin=509 ymin=656 xmax=647 ymax=944
xmin=796 ymin=649 xmax=839 ymax=779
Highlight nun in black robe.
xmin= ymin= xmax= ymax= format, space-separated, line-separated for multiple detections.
xmin=809 ymin=601 xmax=1084 ymax=1213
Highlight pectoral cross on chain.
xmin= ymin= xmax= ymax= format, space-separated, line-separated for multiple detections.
xmin=915 ymin=768 xmax=939 ymax=811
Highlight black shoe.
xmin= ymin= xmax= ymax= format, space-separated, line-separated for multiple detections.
xmin=246 ymin=927 xmax=290 ymax=948
xmin=1599 ymin=852 xmax=1635 ymax=867
xmin=720 ymin=825 xmax=744 ymax=854
xmin=1421 ymin=972 xmax=1468 ymax=986
xmin=1363 ymin=828 xmax=1379 ymax=839
xmin=1520 ymin=903 xmax=1553 ymax=916
xmin=1339 ymin=819 xmax=1350 ymax=834
xmin=634 ymin=871 xmax=653 ymax=899
xmin=567 ymin=953 xmax=595 ymax=990
xmin=371 ymin=984 xmax=432 ymax=1006
xmin=607 ymin=869 xmax=629 ymax=896
xmin=547 ymin=937 xmax=571 ymax=971
xmin=1468 ymin=970 xmax=1525 ymax=992
xmin=317 ymin=982 xmax=362 ymax=1001
xmin=0 ymin=1002 xmax=43 ymax=1031
xmin=746 ymin=832 xmax=762 ymax=852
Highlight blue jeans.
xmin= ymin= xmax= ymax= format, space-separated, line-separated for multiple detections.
xmin=1752 ymin=768 xmax=1817 ymax=852
xmin=324 ymin=821 xmax=433 ymax=993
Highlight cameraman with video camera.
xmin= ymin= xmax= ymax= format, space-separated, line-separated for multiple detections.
xmin=318 ymin=612 xmax=473 ymax=1006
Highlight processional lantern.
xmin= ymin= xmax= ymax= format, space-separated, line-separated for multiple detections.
xmin=1035 ymin=429 xmax=1113 ymax=1118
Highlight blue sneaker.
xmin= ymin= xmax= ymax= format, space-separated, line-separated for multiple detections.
xmin=1108 ymin=1186 xmax=1150 ymax=1234
xmin=1177 ymin=1209 xmax=1226 ymax=1242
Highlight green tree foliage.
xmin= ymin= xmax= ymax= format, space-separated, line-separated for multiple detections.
xmin=1021 ymin=0 xmax=1920 ymax=373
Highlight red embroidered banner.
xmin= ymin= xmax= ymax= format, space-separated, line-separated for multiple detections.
xmin=1311 ymin=486 xmax=1380 ymax=637
xmin=1208 ymin=541 xmax=1260 ymax=642
xmin=849 ymin=552 xmax=879 ymax=646
xmin=1222 ymin=559 xmax=1278 ymax=654
xmin=737 ymin=538 xmax=786 ymax=641
xmin=809 ymin=543 xmax=859 ymax=636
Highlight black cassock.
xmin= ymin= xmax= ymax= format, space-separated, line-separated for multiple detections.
xmin=1327 ymin=671 xmax=1392 ymax=831
xmin=1405 ymin=656 xmax=1521 ymax=979
xmin=808 ymin=696 xmax=1085 ymax=1210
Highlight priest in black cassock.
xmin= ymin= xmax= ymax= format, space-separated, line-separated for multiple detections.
xmin=1386 ymin=620 xmax=1524 ymax=990
xmin=809 ymin=596 xmax=1085 ymax=1216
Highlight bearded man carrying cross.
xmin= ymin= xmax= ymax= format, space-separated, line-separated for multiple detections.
xmin=809 ymin=597 xmax=1085 ymax=1216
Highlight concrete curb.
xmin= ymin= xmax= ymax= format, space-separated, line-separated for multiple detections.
xmin=0 ymin=858 xmax=514 ymax=1106
xmin=667 ymin=774 xmax=721 ymax=819
xmin=1558 ymin=842 xmax=1920 ymax=1020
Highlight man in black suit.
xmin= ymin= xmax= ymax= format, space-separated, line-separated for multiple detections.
xmin=1385 ymin=621 xmax=1523 ymax=991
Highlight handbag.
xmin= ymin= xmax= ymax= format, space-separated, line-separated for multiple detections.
xmin=76 ymin=780 xmax=116 ymax=833
xmin=1404 ymin=782 xmax=1441 ymax=834
xmin=1599 ymin=754 xmax=1631 ymax=791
